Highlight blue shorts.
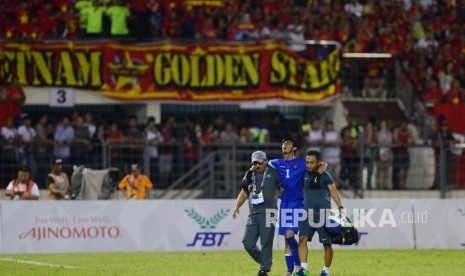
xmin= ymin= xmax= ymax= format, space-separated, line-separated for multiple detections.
xmin=278 ymin=200 xmax=304 ymax=235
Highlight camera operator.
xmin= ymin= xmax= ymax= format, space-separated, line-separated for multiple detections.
xmin=5 ymin=165 xmax=39 ymax=200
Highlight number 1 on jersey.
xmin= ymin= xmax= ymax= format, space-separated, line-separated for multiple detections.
xmin=286 ymin=169 xmax=290 ymax=178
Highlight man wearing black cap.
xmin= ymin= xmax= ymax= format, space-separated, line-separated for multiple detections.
xmin=46 ymin=158 xmax=71 ymax=200
xmin=233 ymin=151 xmax=281 ymax=276
xmin=118 ymin=164 xmax=153 ymax=200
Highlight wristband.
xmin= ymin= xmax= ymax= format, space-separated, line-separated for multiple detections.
xmin=338 ymin=206 xmax=344 ymax=209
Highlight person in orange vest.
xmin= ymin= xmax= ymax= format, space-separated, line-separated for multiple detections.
xmin=118 ymin=164 xmax=153 ymax=200
xmin=5 ymin=165 xmax=39 ymax=200
xmin=47 ymin=158 xmax=71 ymax=200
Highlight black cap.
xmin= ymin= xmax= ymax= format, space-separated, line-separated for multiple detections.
xmin=51 ymin=158 xmax=63 ymax=165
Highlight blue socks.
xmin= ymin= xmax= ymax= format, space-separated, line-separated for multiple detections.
xmin=285 ymin=236 xmax=301 ymax=266
xmin=286 ymin=237 xmax=300 ymax=269
xmin=285 ymin=254 xmax=293 ymax=273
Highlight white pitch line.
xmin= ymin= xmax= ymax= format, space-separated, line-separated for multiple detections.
xmin=0 ymin=257 xmax=81 ymax=269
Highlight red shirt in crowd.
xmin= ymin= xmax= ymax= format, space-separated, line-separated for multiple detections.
xmin=7 ymin=84 xmax=26 ymax=116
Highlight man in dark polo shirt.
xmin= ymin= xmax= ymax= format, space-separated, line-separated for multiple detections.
xmin=233 ymin=151 xmax=281 ymax=276
xmin=298 ymin=150 xmax=345 ymax=276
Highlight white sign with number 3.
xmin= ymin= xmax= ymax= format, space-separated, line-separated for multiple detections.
xmin=50 ymin=88 xmax=75 ymax=107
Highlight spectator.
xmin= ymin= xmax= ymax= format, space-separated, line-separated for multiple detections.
xmin=250 ymin=19 xmax=271 ymax=40
xmin=344 ymin=0 xmax=363 ymax=17
xmin=212 ymin=114 xmax=225 ymax=135
xmin=147 ymin=0 xmax=165 ymax=38
xmin=84 ymin=112 xmax=96 ymax=138
xmin=5 ymin=165 xmax=39 ymax=200
xmin=159 ymin=119 xmax=177 ymax=188
xmin=417 ymin=29 xmax=438 ymax=49
xmin=268 ymin=114 xmax=286 ymax=143
xmin=35 ymin=115 xmax=54 ymax=186
xmin=218 ymin=4 xmax=236 ymax=39
xmin=162 ymin=9 xmax=181 ymax=38
xmin=438 ymin=62 xmax=455 ymax=93
xmin=376 ymin=120 xmax=393 ymax=190
xmin=219 ymin=122 xmax=240 ymax=144
xmin=340 ymin=115 xmax=359 ymax=140
xmin=322 ymin=121 xmax=340 ymax=178
xmin=145 ymin=120 xmax=163 ymax=182
xmin=75 ymin=0 xmax=92 ymax=37
xmin=339 ymin=127 xmax=359 ymax=190
xmin=36 ymin=3 xmax=58 ymax=39
xmin=196 ymin=123 xmax=217 ymax=159
xmin=184 ymin=134 xmax=199 ymax=172
xmin=270 ymin=21 xmax=288 ymax=42
xmin=200 ymin=16 xmax=220 ymax=40
xmin=444 ymin=79 xmax=465 ymax=104
xmin=82 ymin=1 xmax=106 ymax=37
xmin=106 ymin=0 xmax=130 ymax=37
xmin=248 ymin=118 xmax=270 ymax=144
xmin=432 ymin=119 xmax=458 ymax=188
xmin=72 ymin=115 xmax=91 ymax=166
xmin=17 ymin=116 xmax=37 ymax=176
xmin=118 ymin=163 xmax=153 ymax=200
xmin=423 ymin=79 xmax=443 ymax=112
xmin=125 ymin=116 xmax=143 ymax=166
xmin=361 ymin=120 xmax=377 ymax=190
xmin=53 ymin=116 xmax=75 ymax=165
xmin=305 ymin=117 xmax=323 ymax=152
xmin=129 ymin=0 xmax=152 ymax=40
xmin=46 ymin=158 xmax=71 ymax=200
xmin=392 ymin=120 xmax=413 ymax=190
xmin=61 ymin=7 xmax=79 ymax=38
xmin=286 ymin=16 xmax=306 ymax=55
xmin=106 ymin=122 xmax=125 ymax=171
xmin=181 ymin=8 xmax=197 ymax=39
xmin=1 ymin=117 xmax=19 ymax=182
xmin=4 ymin=77 xmax=26 ymax=127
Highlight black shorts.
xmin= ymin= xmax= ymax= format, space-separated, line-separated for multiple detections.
xmin=299 ymin=215 xmax=332 ymax=245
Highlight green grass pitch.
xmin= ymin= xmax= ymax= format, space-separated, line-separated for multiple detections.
xmin=0 ymin=249 xmax=463 ymax=275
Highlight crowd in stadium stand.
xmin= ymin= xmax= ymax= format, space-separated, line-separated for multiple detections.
xmin=1 ymin=0 xmax=464 ymax=105
xmin=1 ymin=108 xmax=436 ymax=191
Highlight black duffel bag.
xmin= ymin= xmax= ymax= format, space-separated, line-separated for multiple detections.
xmin=327 ymin=217 xmax=359 ymax=245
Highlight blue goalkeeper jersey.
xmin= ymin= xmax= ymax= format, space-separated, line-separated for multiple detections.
xmin=269 ymin=157 xmax=306 ymax=202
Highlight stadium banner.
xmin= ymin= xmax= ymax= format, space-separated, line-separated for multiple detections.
xmin=3 ymin=199 xmax=463 ymax=253
xmin=0 ymin=200 xmax=261 ymax=253
xmin=413 ymin=199 xmax=465 ymax=249
xmin=0 ymin=41 xmax=340 ymax=103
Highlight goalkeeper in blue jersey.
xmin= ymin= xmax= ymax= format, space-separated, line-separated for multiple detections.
xmin=268 ymin=138 xmax=327 ymax=276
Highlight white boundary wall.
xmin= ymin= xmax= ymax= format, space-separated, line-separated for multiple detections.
xmin=0 ymin=199 xmax=464 ymax=253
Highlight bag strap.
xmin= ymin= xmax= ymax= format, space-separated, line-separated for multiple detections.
xmin=341 ymin=216 xmax=355 ymax=228
xmin=341 ymin=216 xmax=356 ymax=228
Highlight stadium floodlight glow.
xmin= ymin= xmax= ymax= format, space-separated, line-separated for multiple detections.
xmin=343 ymin=53 xmax=393 ymax=58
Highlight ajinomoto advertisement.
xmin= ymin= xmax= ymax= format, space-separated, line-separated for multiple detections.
xmin=0 ymin=41 xmax=340 ymax=102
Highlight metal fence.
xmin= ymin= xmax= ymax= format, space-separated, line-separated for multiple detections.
xmin=1 ymin=138 xmax=465 ymax=198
